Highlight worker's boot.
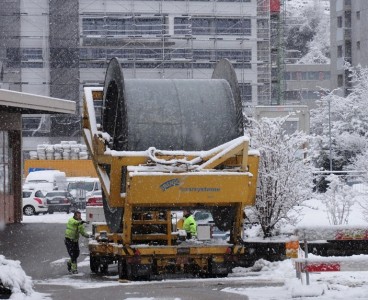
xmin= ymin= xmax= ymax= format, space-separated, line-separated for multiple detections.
xmin=67 ymin=260 xmax=72 ymax=273
xmin=71 ymin=262 xmax=78 ymax=274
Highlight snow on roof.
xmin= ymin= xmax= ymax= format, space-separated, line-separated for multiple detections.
xmin=25 ymin=170 xmax=66 ymax=181
xmin=0 ymin=89 xmax=75 ymax=114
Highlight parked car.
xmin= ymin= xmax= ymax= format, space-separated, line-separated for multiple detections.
xmin=67 ymin=177 xmax=101 ymax=209
xmin=22 ymin=189 xmax=48 ymax=216
xmin=86 ymin=190 xmax=103 ymax=206
xmin=45 ymin=191 xmax=74 ymax=214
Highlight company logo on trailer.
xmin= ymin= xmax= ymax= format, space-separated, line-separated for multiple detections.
xmin=160 ymin=178 xmax=180 ymax=191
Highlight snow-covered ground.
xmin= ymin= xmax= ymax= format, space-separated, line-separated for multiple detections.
xmin=1 ymin=195 xmax=368 ymax=300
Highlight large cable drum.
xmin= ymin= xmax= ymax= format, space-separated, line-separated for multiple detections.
xmin=102 ymin=57 xmax=243 ymax=232
xmin=103 ymin=58 xmax=243 ymax=152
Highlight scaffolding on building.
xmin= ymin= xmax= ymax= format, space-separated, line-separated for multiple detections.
xmin=80 ymin=0 xmax=272 ymax=109
xmin=270 ymin=0 xmax=286 ymax=105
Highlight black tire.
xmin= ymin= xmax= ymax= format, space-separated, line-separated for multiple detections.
xmin=90 ymin=256 xmax=100 ymax=273
xmin=100 ymin=263 xmax=108 ymax=274
xmin=118 ymin=259 xmax=127 ymax=280
xmin=23 ymin=205 xmax=35 ymax=216
xmin=48 ymin=211 xmax=54 ymax=214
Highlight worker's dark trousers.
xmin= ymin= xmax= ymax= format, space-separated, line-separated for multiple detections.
xmin=65 ymin=238 xmax=80 ymax=264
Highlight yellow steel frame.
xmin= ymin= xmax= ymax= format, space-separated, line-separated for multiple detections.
xmin=83 ymin=88 xmax=259 ymax=247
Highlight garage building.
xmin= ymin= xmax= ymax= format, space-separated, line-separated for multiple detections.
xmin=0 ymin=89 xmax=75 ymax=224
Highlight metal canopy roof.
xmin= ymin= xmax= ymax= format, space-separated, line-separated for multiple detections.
xmin=0 ymin=89 xmax=76 ymax=114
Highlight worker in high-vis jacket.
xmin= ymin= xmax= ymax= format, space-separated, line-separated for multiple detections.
xmin=64 ymin=211 xmax=92 ymax=274
xmin=182 ymin=209 xmax=197 ymax=239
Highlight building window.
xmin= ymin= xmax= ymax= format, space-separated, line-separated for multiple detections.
xmin=337 ymin=74 xmax=343 ymax=87
xmin=21 ymin=48 xmax=43 ymax=61
xmin=357 ymin=11 xmax=360 ymax=20
xmin=307 ymin=72 xmax=319 ymax=80
xmin=337 ymin=16 xmax=343 ymax=28
xmin=344 ymin=11 xmax=351 ymax=27
xmin=174 ymin=17 xmax=251 ymax=36
xmin=337 ymin=45 xmax=343 ymax=58
xmin=239 ymin=83 xmax=252 ymax=102
xmin=82 ymin=16 xmax=165 ymax=36
xmin=357 ymin=41 xmax=360 ymax=50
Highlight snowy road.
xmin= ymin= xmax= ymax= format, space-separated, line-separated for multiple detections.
xmin=3 ymin=212 xmax=368 ymax=299
xmin=0 ymin=214 xmax=281 ymax=299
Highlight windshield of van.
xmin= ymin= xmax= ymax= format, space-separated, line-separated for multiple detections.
xmin=68 ymin=182 xmax=95 ymax=192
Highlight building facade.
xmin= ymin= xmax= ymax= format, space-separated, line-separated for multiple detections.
xmin=283 ymin=64 xmax=330 ymax=109
xmin=0 ymin=0 xmax=273 ymax=154
xmin=330 ymin=0 xmax=368 ymax=96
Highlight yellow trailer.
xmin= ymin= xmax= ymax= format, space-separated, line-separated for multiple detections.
xmin=83 ymin=58 xmax=260 ymax=279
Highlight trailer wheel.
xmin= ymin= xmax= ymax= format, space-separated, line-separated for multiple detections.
xmin=90 ymin=256 xmax=100 ymax=273
xmin=90 ymin=256 xmax=109 ymax=274
xmin=118 ymin=259 xmax=127 ymax=280
xmin=100 ymin=263 xmax=108 ymax=274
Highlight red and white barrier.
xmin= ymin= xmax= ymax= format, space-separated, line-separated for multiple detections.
xmin=293 ymin=226 xmax=368 ymax=285
xmin=295 ymin=256 xmax=368 ymax=273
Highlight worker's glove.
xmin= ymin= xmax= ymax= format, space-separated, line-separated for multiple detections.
xmin=80 ymin=220 xmax=87 ymax=224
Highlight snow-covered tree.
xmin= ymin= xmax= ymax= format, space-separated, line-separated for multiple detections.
xmin=310 ymin=64 xmax=368 ymax=178
xmin=285 ymin=0 xmax=330 ymax=64
xmin=248 ymin=117 xmax=315 ymax=237
xmin=321 ymin=174 xmax=355 ymax=225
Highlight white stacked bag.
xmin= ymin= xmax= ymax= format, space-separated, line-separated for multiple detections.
xmin=61 ymin=141 xmax=71 ymax=160
xmin=79 ymin=144 xmax=88 ymax=160
xmin=53 ymin=144 xmax=63 ymax=160
xmin=45 ymin=145 xmax=54 ymax=160
xmin=28 ymin=141 xmax=90 ymax=160
xmin=29 ymin=151 xmax=38 ymax=160
xmin=36 ymin=144 xmax=47 ymax=160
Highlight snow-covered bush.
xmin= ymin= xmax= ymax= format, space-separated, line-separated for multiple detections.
xmin=249 ymin=117 xmax=315 ymax=237
xmin=0 ymin=255 xmax=34 ymax=298
xmin=320 ymin=174 xmax=356 ymax=225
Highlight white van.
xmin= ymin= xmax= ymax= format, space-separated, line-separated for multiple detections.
xmin=23 ymin=170 xmax=68 ymax=192
xmin=67 ymin=177 xmax=101 ymax=209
